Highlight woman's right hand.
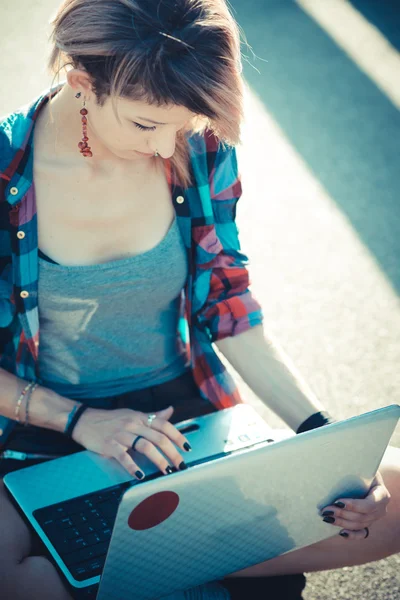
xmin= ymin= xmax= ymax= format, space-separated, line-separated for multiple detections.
xmin=71 ymin=405 xmax=191 ymax=480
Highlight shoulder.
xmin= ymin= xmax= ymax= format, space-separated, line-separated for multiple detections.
xmin=0 ymin=88 xmax=51 ymax=180
xmin=187 ymin=128 xmax=239 ymax=186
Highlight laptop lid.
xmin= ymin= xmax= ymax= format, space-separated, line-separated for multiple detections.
xmin=96 ymin=404 xmax=400 ymax=600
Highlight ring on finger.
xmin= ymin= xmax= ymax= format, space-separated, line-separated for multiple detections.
xmin=147 ymin=413 xmax=157 ymax=428
xmin=131 ymin=435 xmax=144 ymax=452
xmin=364 ymin=527 xmax=370 ymax=539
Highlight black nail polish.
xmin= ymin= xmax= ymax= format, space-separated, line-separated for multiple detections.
xmin=323 ymin=516 xmax=335 ymax=524
xmin=334 ymin=501 xmax=345 ymax=509
xmin=339 ymin=532 xmax=349 ymax=538
xmin=165 ymin=466 xmax=174 ymax=474
xmin=322 ymin=511 xmax=334 ymax=517
xmin=183 ymin=442 xmax=192 ymax=452
xmin=179 ymin=461 xmax=188 ymax=470
xmin=135 ymin=470 xmax=144 ymax=480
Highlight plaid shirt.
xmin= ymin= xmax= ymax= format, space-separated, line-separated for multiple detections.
xmin=0 ymin=85 xmax=263 ymax=447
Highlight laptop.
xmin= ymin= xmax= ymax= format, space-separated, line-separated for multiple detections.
xmin=4 ymin=404 xmax=399 ymax=600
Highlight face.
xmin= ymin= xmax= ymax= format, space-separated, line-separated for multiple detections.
xmin=84 ymin=91 xmax=196 ymax=161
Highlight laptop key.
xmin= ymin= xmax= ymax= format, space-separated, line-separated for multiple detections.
xmin=60 ymin=537 xmax=88 ymax=553
xmin=96 ymin=500 xmax=119 ymax=523
xmin=84 ymin=532 xmax=102 ymax=546
xmin=63 ymin=527 xmax=82 ymax=541
xmin=44 ymin=506 xmax=68 ymax=520
xmin=69 ymin=555 xmax=106 ymax=580
xmin=79 ymin=523 xmax=96 ymax=535
xmin=59 ymin=517 xmax=74 ymax=529
xmin=64 ymin=541 xmax=109 ymax=567
xmin=96 ymin=528 xmax=112 ymax=542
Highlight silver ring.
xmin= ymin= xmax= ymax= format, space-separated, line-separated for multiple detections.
xmin=364 ymin=527 xmax=369 ymax=539
xmin=147 ymin=413 xmax=157 ymax=428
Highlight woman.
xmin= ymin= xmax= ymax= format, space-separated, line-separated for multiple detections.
xmin=0 ymin=0 xmax=399 ymax=598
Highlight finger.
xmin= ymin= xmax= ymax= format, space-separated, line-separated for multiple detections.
xmin=326 ymin=492 xmax=385 ymax=515
xmin=150 ymin=416 xmax=193 ymax=453
xmin=321 ymin=512 xmax=374 ymax=531
xmin=338 ymin=527 xmax=371 ymax=542
xmin=154 ymin=406 xmax=174 ymax=420
xmin=320 ymin=505 xmax=379 ymax=523
xmin=120 ymin=428 xmax=187 ymax=474
xmin=106 ymin=439 xmax=145 ymax=480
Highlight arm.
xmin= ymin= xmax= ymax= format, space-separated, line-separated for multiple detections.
xmin=0 ymin=367 xmax=78 ymax=433
xmin=216 ymin=325 xmax=326 ymax=431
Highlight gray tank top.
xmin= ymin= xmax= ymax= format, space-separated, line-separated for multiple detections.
xmin=37 ymin=218 xmax=189 ymax=399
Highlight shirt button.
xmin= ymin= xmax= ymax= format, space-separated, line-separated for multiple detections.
xmin=10 ymin=187 xmax=18 ymax=196
xmin=20 ymin=291 xmax=29 ymax=299
xmin=17 ymin=231 xmax=25 ymax=240
xmin=176 ymin=195 xmax=184 ymax=204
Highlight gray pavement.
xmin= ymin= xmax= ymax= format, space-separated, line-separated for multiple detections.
xmin=1 ymin=0 xmax=399 ymax=598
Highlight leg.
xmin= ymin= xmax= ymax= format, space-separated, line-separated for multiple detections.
xmin=227 ymin=446 xmax=400 ymax=578
xmin=0 ymin=478 xmax=73 ymax=599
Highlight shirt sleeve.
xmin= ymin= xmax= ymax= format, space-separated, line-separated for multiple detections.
xmin=195 ymin=132 xmax=263 ymax=342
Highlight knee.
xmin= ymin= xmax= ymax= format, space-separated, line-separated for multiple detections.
xmin=380 ymin=447 xmax=400 ymax=512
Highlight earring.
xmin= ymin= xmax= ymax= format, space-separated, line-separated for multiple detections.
xmin=154 ymin=150 xmax=159 ymax=157
xmin=76 ymin=95 xmax=93 ymax=158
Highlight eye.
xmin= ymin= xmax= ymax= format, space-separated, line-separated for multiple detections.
xmin=133 ymin=122 xmax=156 ymax=132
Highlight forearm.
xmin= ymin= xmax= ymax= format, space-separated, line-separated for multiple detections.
xmin=0 ymin=367 xmax=79 ymax=433
xmin=216 ymin=325 xmax=326 ymax=431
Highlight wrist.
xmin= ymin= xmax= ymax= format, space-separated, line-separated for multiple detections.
xmin=28 ymin=385 xmax=81 ymax=433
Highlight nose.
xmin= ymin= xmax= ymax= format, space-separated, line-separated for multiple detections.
xmin=151 ymin=129 xmax=177 ymax=159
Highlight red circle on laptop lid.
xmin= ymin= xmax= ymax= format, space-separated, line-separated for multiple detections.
xmin=128 ymin=491 xmax=180 ymax=530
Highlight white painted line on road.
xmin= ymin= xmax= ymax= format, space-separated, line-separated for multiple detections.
xmin=296 ymin=0 xmax=400 ymax=110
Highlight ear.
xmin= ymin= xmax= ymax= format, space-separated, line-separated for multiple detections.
xmin=66 ymin=68 xmax=94 ymax=99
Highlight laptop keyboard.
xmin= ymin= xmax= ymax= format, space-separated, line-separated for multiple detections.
xmin=34 ymin=481 xmax=132 ymax=580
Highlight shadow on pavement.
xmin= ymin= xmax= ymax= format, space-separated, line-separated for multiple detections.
xmin=232 ymin=0 xmax=400 ymax=293
xmin=349 ymin=0 xmax=400 ymax=52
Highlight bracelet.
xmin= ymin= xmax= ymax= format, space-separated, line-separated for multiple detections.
xmin=64 ymin=404 xmax=89 ymax=439
xmin=15 ymin=381 xmax=34 ymax=423
xmin=23 ymin=383 xmax=38 ymax=427
xmin=296 ymin=411 xmax=335 ymax=434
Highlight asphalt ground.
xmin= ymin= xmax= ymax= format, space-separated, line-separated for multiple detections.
xmin=1 ymin=1 xmax=399 ymax=598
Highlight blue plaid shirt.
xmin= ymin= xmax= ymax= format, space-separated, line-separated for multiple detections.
xmin=0 ymin=84 xmax=263 ymax=447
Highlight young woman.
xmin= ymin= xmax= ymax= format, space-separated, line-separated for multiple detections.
xmin=0 ymin=0 xmax=399 ymax=598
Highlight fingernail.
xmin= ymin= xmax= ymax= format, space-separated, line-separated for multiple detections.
xmin=179 ymin=461 xmax=188 ymax=470
xmin=165 ymin=466 xmax=174 ymax=474
xmin=339 ymin=532 xmax=349 ymax=538
xmin=334 ymin=501 xmax=345 ymax=509
xmin=322 ymin=511 xmax=334 ymax=517
xmin=183 ymin=442 xmax=192 ymax=452
xmin=135 ymin=470 xmax=144 ymax=480
xmin=323 ymin=516 xmax=335 ymax=524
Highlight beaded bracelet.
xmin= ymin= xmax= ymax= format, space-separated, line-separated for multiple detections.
xmin=23 ymin=383 xmax=38 ymax=427
xmin=15 ymin=381 xmax=35 ymax=423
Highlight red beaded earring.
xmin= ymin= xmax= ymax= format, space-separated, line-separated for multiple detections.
xmin=75 ymin=92 xmax=93 ymax=158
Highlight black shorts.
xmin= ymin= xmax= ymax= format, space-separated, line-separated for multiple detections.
xmin=0 ymin=370 xmax=217 ymax=477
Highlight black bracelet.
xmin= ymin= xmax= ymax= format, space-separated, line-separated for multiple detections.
xmin=64 ymin=404 xmax=89 ymax=439
xmin=296 ymin=411 xmax=335 ymax=434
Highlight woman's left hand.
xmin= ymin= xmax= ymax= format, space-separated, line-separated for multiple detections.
xmin=320 ymin=471 xmax=391 ymax=540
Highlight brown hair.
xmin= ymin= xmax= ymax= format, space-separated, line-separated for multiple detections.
xmin=48 ymin=0 xmax=245 ymax=187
